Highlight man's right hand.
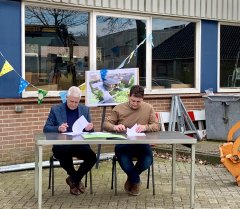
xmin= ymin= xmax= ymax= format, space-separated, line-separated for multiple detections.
xmin=113 ymin=124 xmax=126 ymax=132
xmin=58 ymin=123 xmax=69 ymax=133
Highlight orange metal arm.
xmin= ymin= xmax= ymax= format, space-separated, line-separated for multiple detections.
xmin=227 ymin=121 xmax=240 ymax=142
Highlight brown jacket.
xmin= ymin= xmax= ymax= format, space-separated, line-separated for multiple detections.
xmin=103 ymin=101 xmax=160 ymax=132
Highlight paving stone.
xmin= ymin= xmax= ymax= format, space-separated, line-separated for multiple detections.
xmin=1 ymin=156 xmax=240 ymax=208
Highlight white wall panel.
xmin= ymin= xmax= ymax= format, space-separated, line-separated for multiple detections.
xmin=87 ymin=0 xmax=94 ymax=6
xmin=109 ymin=0 xmax=117 ymax=8
xmin=195 ymin=0 xmax=201 ymax=17
xmin=206 ymin=0 xmax=212 ymax=18
xmin=79 ymin=0 xmax=86 ymax=4
xmin=171 ymin=0 xmax=177 ymax=15
xmin=177 ymin=0 xmax=183 ymax=15
xmin=159 ymin=0 xmax=165 ymax=14
xmin=189 ymin=0 xmax=195 ymax=17
xmin=183 ymin=0 xmax=189 ymax=16
xmin=217 ymin=0 xmax=223 ymax=19
xmin=102 ymin=0 xmax=109 ymax=8
xmin=27 ymin=0 xmax=240 ymax=22
xmin=132 ymin=0 xmax=139 ymax=11
xmin=138 ymin=0 xmax=145 ymax=12
xmin=238 ymin=0 xmax=240 ymax=20
xmin=117 ymin=0 xmax=124 ymax=9
xmin=211 ymin=0 xmax=217 ymax=19
xmin=95 ymin=0 xmax=101 ymax=7
xmin=152 ymin=0 xmax=159 ymax=13
xmin=69 ymin=0 xmax=78 ymax=4
xmin=232 ymin=0 xmax=238 ymax=21
xmin=200 ymin=0 xmax=206 ymax=18
xmin=222 ymin=0 xmax=228 ymax=20
xmin=145 ymin=0 xmax=152 ymax=12
xmin=165 ymin=0 xmax=171 ymax=14
xmin=227 ymin=0 xmax=233 ymax=20
xmin=125 ymin=0 xmax=131 ymax=10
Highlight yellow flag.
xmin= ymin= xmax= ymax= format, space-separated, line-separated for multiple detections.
xmin=79 ymin=83 xmax=86 ymax=92
xmin=0 ymin=60 xmax=13 ymax=77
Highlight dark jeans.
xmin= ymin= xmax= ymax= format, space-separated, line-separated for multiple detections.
xmin=115 ymin=144 xmax=153 ymax=184
xmin=52 ymin=145 xmax=97 ymax=184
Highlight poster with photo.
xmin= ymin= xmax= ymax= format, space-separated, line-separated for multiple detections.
xmin=85 ymin=68 xmax=138 ymax=107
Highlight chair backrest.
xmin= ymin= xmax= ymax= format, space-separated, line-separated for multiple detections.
xmin=227 ymin=121 xmax=240 ymax=142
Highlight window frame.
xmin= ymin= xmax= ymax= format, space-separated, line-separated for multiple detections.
xmin=218 ymin=22 xmax=240 ymax=93
xmin=22 ymin=3 xmax=201 ymax=98
xmin=146 ymin=18 xmax=201 ymax=95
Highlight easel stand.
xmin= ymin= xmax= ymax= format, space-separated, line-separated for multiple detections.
xmin=95 ymin=106 xmax=107 ymax=168
xmin=168 ymin=95 xmax=201 ymax=141
xmin=95 ymin=105 xmax=115 ymax=168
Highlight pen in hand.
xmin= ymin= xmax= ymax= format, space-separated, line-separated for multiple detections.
xmin=58 ymin=122 xmax=69 ymax=133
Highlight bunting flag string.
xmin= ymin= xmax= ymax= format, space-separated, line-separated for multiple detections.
xmin=0 ymin=50 xmax=88 ymax=104
xmin=117 ymin=33 xmax=153 ymax=69
xmin=0 ymin=33 xmax=154 ymax=103
xmin=0 ymin=51 xmax=47 ymax=103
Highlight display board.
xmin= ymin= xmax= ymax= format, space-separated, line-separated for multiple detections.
xmin=85 ymin=68 xmax=138 ymax=107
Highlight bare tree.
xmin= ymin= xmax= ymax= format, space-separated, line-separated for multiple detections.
xmin=97 ymin=17 xmax=146 ymax=75
xmin=26 ymin=6 xmax=89 ymax=85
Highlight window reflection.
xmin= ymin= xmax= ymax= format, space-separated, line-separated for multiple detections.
xmin=96 ymin=16 xmax=146 ymax=78
xmin=151 ymin=19 xmax=195 ymax=89
xmin=25 ymin=6 xmax=89 ymax=91
xmin=220 ymin=25 xmax=240 ymax=88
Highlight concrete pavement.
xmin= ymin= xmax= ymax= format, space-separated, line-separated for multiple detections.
xmin=1 ymin=149 xmax=240 ymax=209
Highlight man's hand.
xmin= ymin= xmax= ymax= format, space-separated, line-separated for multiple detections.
xmin=58 ymin=123 xmax=68 ymax=133
xmin=113 ymin=124 xmax=126 ymax=132
xmin=85 ymin=123 xmax=94 ymax=131
xmin=135 ymin=124 xmax=147 ymax=133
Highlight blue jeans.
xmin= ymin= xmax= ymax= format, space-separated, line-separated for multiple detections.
xmin=115 ymin=144 xmax=153 ymax=184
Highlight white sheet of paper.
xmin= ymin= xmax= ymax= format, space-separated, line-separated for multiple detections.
xmin=127 ymin=123 xmax=146 ymax=136
xmin=62 ymin=115 xmax=89 ymax=136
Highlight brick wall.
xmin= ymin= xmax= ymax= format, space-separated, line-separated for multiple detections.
xmin=0 ymin=94 xmax=205 ymax=166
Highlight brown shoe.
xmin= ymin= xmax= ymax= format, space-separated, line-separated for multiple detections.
xmin=129 ymin=182 xmax=140 ymax=196
xmin=78 ymin=181 xmax=85 ymax=193
xmin=66 ymin=176 xmax=81 ymax=195
xmin=124 ymin=178 xmax=132 ymax=193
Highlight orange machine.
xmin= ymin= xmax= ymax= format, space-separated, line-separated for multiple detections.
xmin=219 ymin=121 xmax=240 ymax=186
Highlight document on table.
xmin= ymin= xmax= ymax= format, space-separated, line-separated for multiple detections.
xmin=127 ymin=124 xmax=146 ymax=136
xmin=62 ymin=115 xmax=89 ymax=136
xmin=80 ymin=132 xmax=127 ymax=140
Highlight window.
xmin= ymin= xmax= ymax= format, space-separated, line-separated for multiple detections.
xmin=96 ymin=15 xmax=146 ymax=80
xmin=25 ymin=6 xmax=89 ymax=91
xmin=151 ymin=18 xmax=196 ymax=89
xmin=24 ymin=5 xmax=199 ymax=96
xmin=220 ymin=24 xmax=240 ymax=91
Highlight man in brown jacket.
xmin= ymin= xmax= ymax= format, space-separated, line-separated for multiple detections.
xmin=104 ymin=85 xmax=159 ymax=196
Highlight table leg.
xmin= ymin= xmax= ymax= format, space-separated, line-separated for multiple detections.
xmin=95 ymin=144 xmax=101 ymax=169
xmin=38 ymin=145 xmax=43 ymax=209
xmin=172 ymin=144 xmax=176 ymax=194
xmin=35 ymin=143 xmax=39 ymax=197
xmin=190 ymin=144 xmax=196 ymax=209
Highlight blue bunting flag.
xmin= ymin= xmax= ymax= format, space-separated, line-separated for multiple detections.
xmin=18 ymin=78 xmax=29 ymax=94
xmin=59 ymin=91 xmax=67 ymax=103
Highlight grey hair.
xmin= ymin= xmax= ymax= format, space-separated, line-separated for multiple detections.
xmin=67 ymin=86 xmax=82 ymax=98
